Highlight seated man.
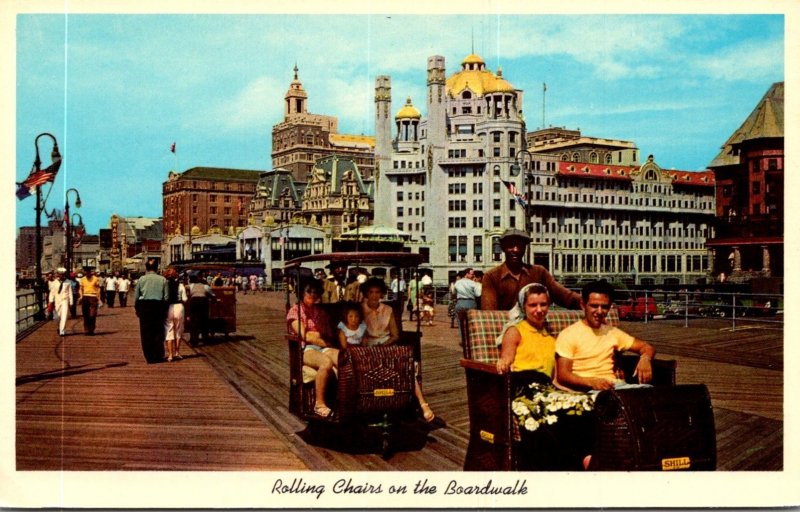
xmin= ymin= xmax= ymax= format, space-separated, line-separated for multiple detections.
xmin=555 ymin=280 xmax=657 ymax=469
xmin=556 ymin=279 xmax=655 ymax=392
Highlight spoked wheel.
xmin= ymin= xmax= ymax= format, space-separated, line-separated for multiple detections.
xmin=381 ymin=431 xmax=391 ymax=460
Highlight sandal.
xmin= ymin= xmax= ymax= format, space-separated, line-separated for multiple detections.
xmin=313 ymin=404 xmax=333 ymax=418
xmin=420 ymin=402 xmax=435 ymax=423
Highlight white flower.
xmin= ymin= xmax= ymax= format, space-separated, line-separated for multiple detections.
xmin=524 ymin=417 xmax=539 ymax=431
xmin=512 ymin=400 xmax=528 ymax=416
xmin=545 ymin=414 xmax=558 ymax=425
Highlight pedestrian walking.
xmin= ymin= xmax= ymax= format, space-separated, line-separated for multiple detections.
xmin=68 ymin=272 xmax=79 ymax=318
xmin=50 ymin=268 xmax=72 ymax=336
xmin=454 ymin=267 xmax=482 ymax=332
xmin=187 ymin=273 xmax=216 ymax=346
xmin=46 ymin=273 xmax=58 ymax=320
xmin=163 ymin=267 xmax=188 ymax=362
xmin=133 ymin=259 xmax=169 ymax=364
xmin=104 ymin=272 xmax=118 ymax=307
xmin=117 ymin=273 xmax=131 ymax=307
xmin=78 ymin=267 xmax=101 ymax=335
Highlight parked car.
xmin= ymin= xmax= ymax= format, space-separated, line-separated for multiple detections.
xmin=617 ymin=297 xmax=658 ymax=321
xmin=740 ymin=300 xmax=778 ymax=317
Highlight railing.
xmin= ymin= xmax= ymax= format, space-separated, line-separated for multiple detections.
xmin=16 ymin=287 xmax=45 ymax=339
xmin=609 ymin=289 xmax=784 ymax=331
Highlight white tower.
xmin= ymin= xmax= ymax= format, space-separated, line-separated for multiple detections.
xmin=373 ymin=75 xmax=393 ymax=227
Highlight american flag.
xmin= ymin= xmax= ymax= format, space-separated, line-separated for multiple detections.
xmin=22 ymin=169 xmax=56 ymax=190
xmin=501 ymin=179 xmax=528 ymax=209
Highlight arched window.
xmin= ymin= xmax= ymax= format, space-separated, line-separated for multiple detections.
xmin=590 ymin=152 xmax=598 ymax=164
xmin=462 ymin=91 xmax=472 ymax=99
xmin=561 ymin=154 xmax=569 ymax=161
xmin=605 ymin=154 xmax=613 ymax=164
xmin=572 ymin=153 xmax=580 ymax=162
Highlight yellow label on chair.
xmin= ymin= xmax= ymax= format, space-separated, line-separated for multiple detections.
xmin=662 ymin=457 xmax=691 ymax=470
xmin=373 ymin=388 xmax=395 ymax=397
xmin=480 ymin=430 xmax=495 ymax=443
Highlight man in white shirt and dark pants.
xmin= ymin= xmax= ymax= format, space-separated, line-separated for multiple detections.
xmin=117 ymin=273 xmax=131 ymax=307
xmin=453 ymin=267 xmax=482 ymax=332
xmin=104 ymin=272 xmax=118 ymax=308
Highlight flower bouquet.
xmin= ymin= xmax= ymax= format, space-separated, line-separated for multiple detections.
xmin=511 ymin=383 xmax=595 ymax=432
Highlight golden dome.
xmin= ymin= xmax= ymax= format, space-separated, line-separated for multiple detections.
xmin=446 ymin=53 xmax=516 ymax=97
xmin=462 ymin=53 xmax=485 ymax=66
xmin=485 ymin=74 xmax=516 ymax=93
xmin=395 ymin=97 xmax=421 ymax=120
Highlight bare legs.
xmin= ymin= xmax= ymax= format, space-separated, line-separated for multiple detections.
xmin=303 ymin=348 xmax=339 ymax=417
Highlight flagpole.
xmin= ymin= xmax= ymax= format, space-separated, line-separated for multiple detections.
xmin=542 ymin=82 xmax=547 ymax=129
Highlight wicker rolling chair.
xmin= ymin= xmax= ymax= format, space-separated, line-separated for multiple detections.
xmin=459 ymin=308 xmax=681 ymax=471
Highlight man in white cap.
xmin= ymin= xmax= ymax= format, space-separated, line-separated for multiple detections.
xmin=50 ymin=268 xmax=73 ymax=336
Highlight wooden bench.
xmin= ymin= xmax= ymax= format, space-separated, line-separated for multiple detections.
xmin=459 ymin=308 xmax=677 ymax=471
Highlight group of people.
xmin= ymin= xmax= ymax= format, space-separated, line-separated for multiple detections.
xmin=237 ymin=273 xmax=265 ymax=294
xmin=47 ymin=267 xmax=132 ymax=336
xmin=284 ymin=227 xmax=658 ymax=469
xmin=133 ymin=260 xmax=218 ymax=363
xmin=468 ymin=229 xmax=657 ymax=470
xmin=287 ymin=263 xmax=436 ymax=423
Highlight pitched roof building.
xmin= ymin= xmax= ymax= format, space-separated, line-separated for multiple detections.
xmin=706 ymin=82 xmax=784 ymax=283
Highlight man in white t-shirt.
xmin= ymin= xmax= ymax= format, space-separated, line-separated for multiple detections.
xmin=104 ymin=272 xmax=118 ymax=307
xmin=117 ymin=274 xmax=131 ymax=307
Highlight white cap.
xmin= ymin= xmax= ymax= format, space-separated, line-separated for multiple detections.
xmin=56 ymin=267 xmax=67 ymax=274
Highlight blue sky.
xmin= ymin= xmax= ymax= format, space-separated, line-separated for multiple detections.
xmin=14 ymin=12 xmax=785 ymax=235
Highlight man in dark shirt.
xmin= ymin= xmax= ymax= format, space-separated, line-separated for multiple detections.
xmin=481 ymin=229 xmax=581 ymax=311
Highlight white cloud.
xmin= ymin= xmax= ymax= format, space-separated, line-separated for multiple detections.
xmin=206 ymin=76 xmax=284 ymax=133
xmin=692 ymin=38 xmax=784 ymax=82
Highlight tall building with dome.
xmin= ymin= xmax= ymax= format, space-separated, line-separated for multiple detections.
xmin=272 ymin=65 xmax=376 ymax=183
xmin=375 ymin=53 xmax=716 ymax=286
xmin=375 ymin=53 xmax=526 ymax=274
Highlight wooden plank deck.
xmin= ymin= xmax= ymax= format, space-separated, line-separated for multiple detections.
xmin=16 ymin=291 xmax=783 ymax=471
xmin=15 ymin=302 xmax=308 ymax=471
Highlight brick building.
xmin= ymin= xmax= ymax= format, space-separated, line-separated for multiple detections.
xmin=272 ymin=65 xmax=375 ymax=183
xmin=162 ymin=167 xmax=262 ymax=239
xmin=706 ymin=81 xmax=784 ymax=282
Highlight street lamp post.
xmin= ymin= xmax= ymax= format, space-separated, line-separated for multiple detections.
xmin=71 ymin=213 xmax=85 ymax=270
xmin=32 ymin=133 xmax=62 ymax=320
xmin=64 ymin=188 xmax=82 ymax=274
xmin=510 ymin=149 xmax=534 ymax=264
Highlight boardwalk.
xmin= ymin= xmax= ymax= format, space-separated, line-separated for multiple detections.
xmin=16 ymin=291 xmax=782 ymax=471
xmin=15 ymin=302 xmax=307 ymax=471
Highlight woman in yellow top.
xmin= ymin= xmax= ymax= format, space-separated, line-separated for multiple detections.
xmin=495 ymin=282 xmax=593 ymax=471
xmin=495 ymin=282 xmax=555 ymax=386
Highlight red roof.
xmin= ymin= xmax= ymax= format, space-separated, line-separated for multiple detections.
xmin=556 ymin=162 xmax=715 ymax=187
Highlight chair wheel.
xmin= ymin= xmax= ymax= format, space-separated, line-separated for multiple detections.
xmin=381 ymin=433 xmax=390 ymax=459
